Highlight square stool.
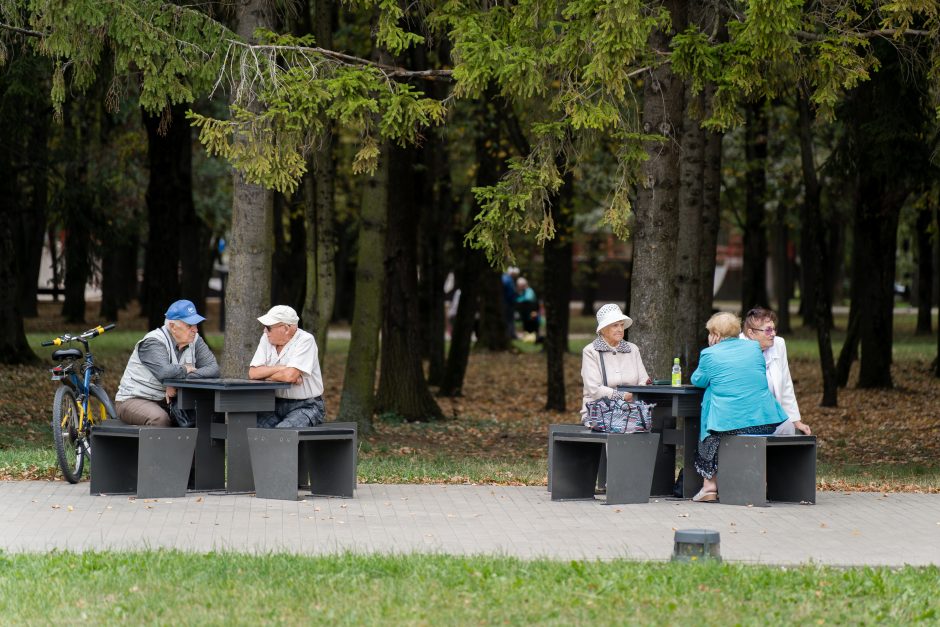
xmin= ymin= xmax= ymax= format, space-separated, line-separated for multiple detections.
xmin=718 ymin=434 xmax=816 ymax=506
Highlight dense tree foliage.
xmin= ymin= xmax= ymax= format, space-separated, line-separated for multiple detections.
xmin=2 ymin=0 xmax=939 ymax=403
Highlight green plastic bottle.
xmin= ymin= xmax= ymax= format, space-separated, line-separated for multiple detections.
xmin=671 ymin=357 xmax=682 ymax=387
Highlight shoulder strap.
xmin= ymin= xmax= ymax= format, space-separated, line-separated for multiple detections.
xmin=159 ymin=327 xmax=180 ymax=365
xmin=598 ymin=351 xmax=608 ymax=387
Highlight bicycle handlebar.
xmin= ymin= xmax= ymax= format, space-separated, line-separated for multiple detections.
xmin=81 ymin=323 xmax=116 ymax=339
xmin=41 ymin=323 xmax=117 ymax=347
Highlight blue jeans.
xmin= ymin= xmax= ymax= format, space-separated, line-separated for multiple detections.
xmin=256 ymin=396 xmax=325 ymax=429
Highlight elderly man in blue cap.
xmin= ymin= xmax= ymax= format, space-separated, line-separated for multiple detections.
xmin=115 ymin=300 xmax=220 ymax=427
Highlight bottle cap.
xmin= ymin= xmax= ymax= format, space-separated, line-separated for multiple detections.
xmin=674 ymin=357 xmax=680 ymax=363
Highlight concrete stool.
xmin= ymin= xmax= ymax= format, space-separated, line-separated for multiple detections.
xmin=547 ymin=424 xmax=591 ymax=492
xmin=718 ymin=434 xmax=816 ymax=506
xmin=248 ymin=424 xmax=357 ymax=501
xmin=550 ymin=431 xmax=660 ymax=505
xmin=90 ymin=421 xmax=197 ymax=498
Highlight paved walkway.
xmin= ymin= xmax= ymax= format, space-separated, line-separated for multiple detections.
xmin=2 ymin=481 xmax=938 ymax=566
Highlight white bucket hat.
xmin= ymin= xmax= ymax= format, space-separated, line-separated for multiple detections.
xmin=595 ymin=304 xmax=633 ymax=333
xmin=258 ymin=305 xmax=300 ymax=326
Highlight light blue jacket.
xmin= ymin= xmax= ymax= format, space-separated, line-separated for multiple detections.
xmin=690 ymin=338 xmax=788 ymax=441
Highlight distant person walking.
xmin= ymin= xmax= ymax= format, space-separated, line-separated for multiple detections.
xmin=501 ymin=267 xmax=519 ymax=339
xmin=515 ymin=276 xmax=541 ymax=342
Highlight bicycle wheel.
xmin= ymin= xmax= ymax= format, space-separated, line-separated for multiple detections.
xmin=52 ymin=385 xmax=85 ymax=483
xmin=88 ymin=384 xmax=117 ymax=422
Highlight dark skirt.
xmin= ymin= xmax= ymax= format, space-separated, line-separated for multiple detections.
xmin=694 ymin=423 xmax=779 ymax=479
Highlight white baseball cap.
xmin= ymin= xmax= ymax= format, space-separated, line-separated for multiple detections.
xmin=258 ymin=305 xmax=299 ymax=326
xmin=595 ymin=303 xmax=633 ymax=333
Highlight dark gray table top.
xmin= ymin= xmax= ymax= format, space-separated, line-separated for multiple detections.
xmin=618 ymin=384 xmax=704 ymax=396
xmin=163 ymin=378 xmax=291 ymax=391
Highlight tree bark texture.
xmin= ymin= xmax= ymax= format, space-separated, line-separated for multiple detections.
xmin=476 ymin=268 xmax=510 ymax=350
xmin=675 ymin=85 xmax=705 ymax=378
xmin=271 ymin=193 xmax=306 ymax=311
xmin=440 ymin=95 xmax=504 ymax=395
xmin=60 ymin=195 xmax=91 ymax=325
xmin=142 ymin=106 xmax=185 ymax=328
xmin=173 ymin=109 xmax=213 ymax=317
xmin=914 ymin=206 xmax=933 ymax=335
xmin=579 ymin=234 xmax=602 ymax=316
xmin=337 ymin=144 xmax=388 ymax=433
xmin=438 ymin=246 xmax=486 ymax=397
xmin=418 ymin=131 xmax=450 ymax=386
xmin=375 ymin=144 xmax=443 ymax=421
xmin=313 ymin=127 xmax=337 ymax=348
xmin=99 ymin=232 xmax=139 ymax=322
xmin=2 ymin=54 xmax=50 ymax=319
xmin=0 ymin=122 xmax=38 ymax=364
xmin=19 ymin=102 xmax=49 ymax=318
xmin=60 ymin=100 xmax=92 ymax=325
xmin=742 ymin=100 xmax=769 ymax=313
xmin=773 ymin=200 xmax=791 ymax=334
xmin=839 ymin=41 xmax=926 ymax=389
xmin=853 ymin=180 xmax=902 ymax=388
xmin=935 ymin=204 xmax=940 ymax=378
xmin=222 ymin=0 xmax=276 ymax=378
xmin=475 ymin=101 xmax=513 ymax=353
xmin=797 ymin=92 xmax=837 ymax=405
xmin=223 ymin=171 xmax=273 ymax=377
xmin=301 ymin=123 xmax=337 ymax=370
xmin=292 ymin=0 xmax=337 ymax=364
xmin=0 ymin=219 xmax=38 ymax=364
xmin=698 ymin=119 xmax=722 ymax=351
xmin=630 ymin=1 xmax=687 ymax=379
xmin=836 ymin=307 xmax=860 ymax=388
xmin=543 ymin=173 xmax=574 ymax=411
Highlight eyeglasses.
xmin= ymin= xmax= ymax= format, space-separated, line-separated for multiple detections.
xmin=263 ymin=324 xmax=286 ymax=333
xmin=749 ymin=326 xmax=776 ymax=336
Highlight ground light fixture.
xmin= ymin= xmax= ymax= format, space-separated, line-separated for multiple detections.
xmin=672 ymin=528 xmax=721 ymax=562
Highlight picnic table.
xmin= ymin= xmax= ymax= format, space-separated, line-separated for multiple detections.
xmin=618 ymin=384 xmax=704 ymax=499
xmin=164 ymin=377 xmax=291 ymax=492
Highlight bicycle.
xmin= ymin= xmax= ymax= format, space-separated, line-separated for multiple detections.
xmin=42 ymin=323 xmax=118 ymax=483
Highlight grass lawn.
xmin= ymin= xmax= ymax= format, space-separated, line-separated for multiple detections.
xmin=0 ymin=552 xmax=937 ymax=624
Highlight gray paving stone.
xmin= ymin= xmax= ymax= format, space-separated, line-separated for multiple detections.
xmin=1 ymin=481 xmax=939 ymax=565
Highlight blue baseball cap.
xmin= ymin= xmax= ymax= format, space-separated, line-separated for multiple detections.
xmin=165 ymin=299 xmax=206 ymax=325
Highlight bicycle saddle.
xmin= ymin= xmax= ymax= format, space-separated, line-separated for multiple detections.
xmin=52 ymin=348 xmax=83 ymax=361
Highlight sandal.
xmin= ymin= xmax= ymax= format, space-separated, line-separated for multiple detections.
xmin=692 ymin=489 xmax=718 ymax=503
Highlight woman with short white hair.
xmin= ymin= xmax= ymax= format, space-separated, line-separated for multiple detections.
xmin=689 ymin=311 xmax=788 ymax=502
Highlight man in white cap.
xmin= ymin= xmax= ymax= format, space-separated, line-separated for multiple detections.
xmin=115 ymin=299 xmax=220 ymax=427
xmin=249 ymin=305 xmax=325 ymax=428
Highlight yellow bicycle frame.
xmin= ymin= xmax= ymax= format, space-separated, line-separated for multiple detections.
xmin=58 ymin=397 xmax=106 ymax=432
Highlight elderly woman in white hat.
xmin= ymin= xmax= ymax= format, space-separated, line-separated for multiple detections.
xmin=580 ymin=303 xmax=650 ymax=424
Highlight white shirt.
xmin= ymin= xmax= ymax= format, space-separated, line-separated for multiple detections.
xmin=740 ymin=333 xmax=801 ymax=434
xmin=250 ymin=328 xmax=323 ymax=400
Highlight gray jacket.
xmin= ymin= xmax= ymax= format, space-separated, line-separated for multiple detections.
xmin=115 ymin=327 xmax=220 ymax=402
